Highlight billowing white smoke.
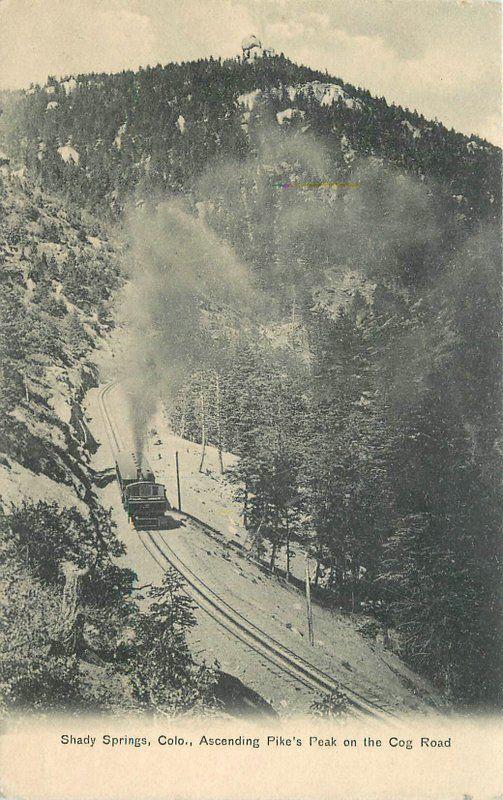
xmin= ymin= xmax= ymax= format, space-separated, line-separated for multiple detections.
xmin=118 ymin=199 xmax=268 ymax=459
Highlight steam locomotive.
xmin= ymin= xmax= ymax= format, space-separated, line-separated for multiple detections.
xmin=115 ymin=450 xmax=171 ymax=530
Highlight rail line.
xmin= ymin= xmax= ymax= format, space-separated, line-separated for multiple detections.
xmin=98 ymin=381 xmax=395 ymax=720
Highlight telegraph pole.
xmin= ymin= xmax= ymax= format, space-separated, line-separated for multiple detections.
xmin=175 ymin=451 xmax=182 ymax=512
xmin=305 ymin=558 xmax=315 ymax=646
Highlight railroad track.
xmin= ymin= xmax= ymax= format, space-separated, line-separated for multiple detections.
xmin=98 ymin=381 xmax=395 ymax=720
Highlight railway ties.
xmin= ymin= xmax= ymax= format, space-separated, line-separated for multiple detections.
xmin=140 ymin=530 xmax=323 ymax=705
xmin=150 ymin=529 xmax=394 ymax=721
xmin=98 ymin=382 xmax=395 ymax=722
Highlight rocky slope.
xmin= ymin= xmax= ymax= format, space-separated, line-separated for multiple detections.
xmin=0 ymin=162 xmax=120 ymax=513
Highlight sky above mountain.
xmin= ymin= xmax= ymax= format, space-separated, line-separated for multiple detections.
xmin=0 ymin=0 xmax=500 ymax=144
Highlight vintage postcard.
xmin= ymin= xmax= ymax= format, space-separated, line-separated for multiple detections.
xmin=0 ymin=1 xmax=501 ymax=798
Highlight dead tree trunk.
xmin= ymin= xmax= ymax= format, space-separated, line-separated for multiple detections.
xmin=179 ymin=393 xmax=187 ymax=439
xmin=270 ymin=509 xmax=280 ymax=573
xmin=60 ymin=561 xmax=89 ymax=655
xmin=215 ymin=372 xmax=224 ymax=474
xmin=285 ymin=507 xmax=291 ymax=582
xmin=198 ymin=389 xmax=207 ymax=473
xmin=351 ymin=562 xmax=360 ymax=613
xmin=269 ymin=540 xmax=277 ymax=573
xmin=249 ymin=511 xmax=264 ymax=559
xmin=243 ymin=485 xmax=249 ymax=529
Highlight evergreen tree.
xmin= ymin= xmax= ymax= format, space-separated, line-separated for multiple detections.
xmin=126 ymin=570 xmax=219 ymax=713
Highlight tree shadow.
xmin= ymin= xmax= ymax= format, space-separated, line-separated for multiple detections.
xmin=214 ymin=671 xmax=278 ymax=718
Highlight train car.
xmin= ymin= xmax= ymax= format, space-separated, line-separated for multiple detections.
xmin=115 ymin=450 xmax=171 ymax=530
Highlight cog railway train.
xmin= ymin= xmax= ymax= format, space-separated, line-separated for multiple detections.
xmin=115 ymin=450 xmax=171 ymax=530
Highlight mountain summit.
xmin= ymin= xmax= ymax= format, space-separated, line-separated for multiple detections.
xmin=1 ymin=53 xmax=499 ymax=224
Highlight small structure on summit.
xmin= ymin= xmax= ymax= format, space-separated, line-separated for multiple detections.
xmin=241 ymin=34 xmax=275 ymax=61
xmin=241 ymin=34 xmax=262 ymax=60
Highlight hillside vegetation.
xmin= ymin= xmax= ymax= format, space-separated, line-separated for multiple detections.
xmin=1 ymin=54 xmax=499 ymax=224
xmin=0 ymin=169 xmax=219 ymax=716
xmin=0 ymin=51 xmax=501 ymax=711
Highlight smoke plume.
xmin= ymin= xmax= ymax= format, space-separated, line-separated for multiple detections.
xmin=118 ymin=198 xmax=270 ymax=458
xmin=196 ymin=124 xmax=446 ymax=300
xmin=118 ymin=118 xmax=480 ymax=458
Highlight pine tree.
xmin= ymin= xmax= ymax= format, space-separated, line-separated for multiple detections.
xmin=301 ymin=307 xmax=388 ymax=605
xmin=126 ymin=570 xmax=218 ymax=713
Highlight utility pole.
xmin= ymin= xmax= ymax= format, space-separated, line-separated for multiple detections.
xmin=198 ymin=387 xmax=206 ymax=472
xmin=215 ymin=371 xmax=224 ymax=474
xmin=305 ymin=557 xmax=315 ymax=646
xmin=175 ymin=451 xmax=182 ymax=512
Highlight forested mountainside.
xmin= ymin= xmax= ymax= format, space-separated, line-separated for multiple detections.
xmin=1 ymin=54 xmax=500 ymax=224
xmin=0 ymin=167 xmax=119 ymax=499
xmin=0 ymin=169 xmax=219 ymax=715
xmin=0 ymin=51 xmax=501 ymax=711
